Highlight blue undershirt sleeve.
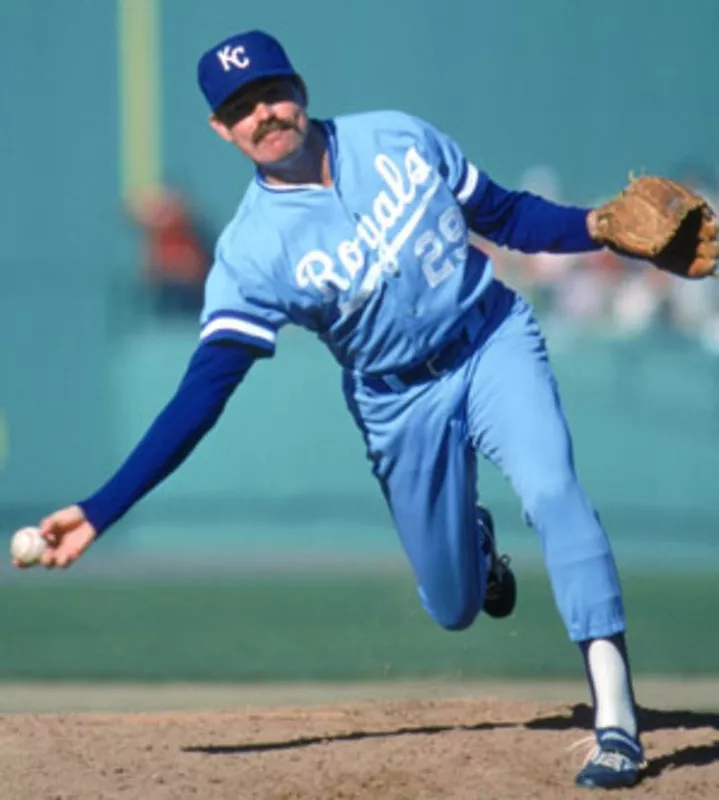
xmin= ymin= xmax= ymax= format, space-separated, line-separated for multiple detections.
xmin=463 ymin=176 xmax=602 ymax=254
xmin=78 ymin=340 xmax=256 ymax=536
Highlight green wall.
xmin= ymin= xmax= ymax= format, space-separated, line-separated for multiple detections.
xmin=1 ymin=2 xmax=127 ymax=513
xmin=1 ymin=0 xmax=718 ymax=566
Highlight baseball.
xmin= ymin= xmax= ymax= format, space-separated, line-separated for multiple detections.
xmin=10 ymin=526 xmax=47 ymax=566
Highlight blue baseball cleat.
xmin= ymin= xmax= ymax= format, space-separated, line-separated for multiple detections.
xmin=574 ymin=727 xmax=644 ymax=790
xmin=478 ymin=506 xmax=517 ymax=619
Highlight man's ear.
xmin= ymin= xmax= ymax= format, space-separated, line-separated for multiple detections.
xmin=294 ymin=76 xmax=309 ymax=108
xmin=209 ymin=115 xmax=234 ymax=142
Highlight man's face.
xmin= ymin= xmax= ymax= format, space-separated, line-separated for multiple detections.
xmin=209 ymin=78 xmax=309 ymax=166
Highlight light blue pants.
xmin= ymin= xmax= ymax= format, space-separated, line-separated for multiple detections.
xmin=343 ymin=281 xmax=625 ymax=642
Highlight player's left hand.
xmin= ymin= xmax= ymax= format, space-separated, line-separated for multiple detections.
xmin=589 ymin=175 xmax=719 ymax=279
xmin=33 ymin=505 xmax=98 ymax=569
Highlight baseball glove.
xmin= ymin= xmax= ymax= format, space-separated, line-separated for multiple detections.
xmin=591 ymin=175 xmax=719 ymax=279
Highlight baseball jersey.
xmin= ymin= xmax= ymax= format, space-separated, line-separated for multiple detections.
xmin=201 ymin=110 xmax=493 ymax=374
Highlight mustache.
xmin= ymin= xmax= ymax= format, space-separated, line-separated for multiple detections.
xmin=253 ymin=117 xmax=299 ymax=145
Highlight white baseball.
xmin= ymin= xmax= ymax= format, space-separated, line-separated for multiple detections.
xmin=10 ymin=526 xmax=47 ymax=566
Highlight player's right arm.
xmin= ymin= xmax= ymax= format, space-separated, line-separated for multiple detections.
xmin=36 ymin=339 xmax=258 ymax=568
xmin=36 ymin=225 xmax=289 ymax=569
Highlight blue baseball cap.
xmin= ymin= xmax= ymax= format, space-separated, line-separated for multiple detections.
xmin=197 ymin=30 xmax=301 ymax=111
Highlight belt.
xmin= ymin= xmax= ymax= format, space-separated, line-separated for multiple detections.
xmin=362 ymin=299 xmax=489 ymax=394
xmin=359 ymin=280 xmax=511 ymax=394
xmin=394 ymin=328 xmax=473 ymax=384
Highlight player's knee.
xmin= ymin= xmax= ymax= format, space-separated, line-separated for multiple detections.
xmin=423 ymin=595 xmax=480 ymax=631
xmin=522 ymin=471 xmax=600 ymax=536
xmin=522 ymin=470 xmax=579 ymax=519
xmin=439 ymin=612 xmax=477 ymax=632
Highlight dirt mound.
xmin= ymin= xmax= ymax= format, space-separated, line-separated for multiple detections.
xmin=2 ymin=698 xmax=717 ymax=798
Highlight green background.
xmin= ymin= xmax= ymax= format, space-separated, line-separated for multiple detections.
xmin=1 ymin=571 xmax=716 ymax=681
xmin=0 ymin=1 xmax=717 ymax=682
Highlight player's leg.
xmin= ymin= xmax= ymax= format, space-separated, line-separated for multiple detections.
xmin=467 ymin=293 xmax=624 ymax=641
xmin=465 ymin=291 xmax=643 ymax=787
xmin=342 ymin=373 xmax=487 ymax=631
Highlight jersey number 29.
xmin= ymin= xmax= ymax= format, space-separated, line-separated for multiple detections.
xmin=414 ymin=206 xmax=467 ymax=289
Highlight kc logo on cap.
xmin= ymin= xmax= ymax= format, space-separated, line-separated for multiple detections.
xmin=197 ymin=30 xmax=300 ymax=111
xmin=217 ymin=45 xmax=251 ymax=72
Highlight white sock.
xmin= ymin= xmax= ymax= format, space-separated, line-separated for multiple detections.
xmin=586 ymin=638 xmax=637 ymax=738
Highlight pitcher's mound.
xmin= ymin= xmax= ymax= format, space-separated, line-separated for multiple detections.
xmin=2 ymin=697 xmax=717 ymax=798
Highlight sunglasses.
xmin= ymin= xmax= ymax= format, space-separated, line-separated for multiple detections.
xmin=215 ymin=78 xmax=304 ymax=128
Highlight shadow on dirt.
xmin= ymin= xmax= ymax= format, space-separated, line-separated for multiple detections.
xmin=184 ymin=719 xmax=517 ymax=755
xmin=526 ymin=702 xmax=719 ymax=777
xmin=184 ymin=702 xmax=718 ymax=775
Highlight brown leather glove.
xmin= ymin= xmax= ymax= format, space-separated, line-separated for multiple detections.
xmin=591 ymin=175 xmax=719 ymax=279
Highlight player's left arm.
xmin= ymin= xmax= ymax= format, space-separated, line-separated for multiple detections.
xmin=459 ymin=172 xmax=601 ymax=254
xmin=421 ymin=117 xmax=600 ymax=254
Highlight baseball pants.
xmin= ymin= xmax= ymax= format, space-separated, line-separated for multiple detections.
xmin=343 ymin=280 xmax=626 ymax=642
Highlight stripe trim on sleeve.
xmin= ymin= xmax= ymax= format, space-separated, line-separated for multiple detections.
xmin=200 ymin=327 xmax=275 ymax=354
xmin=205 ymin=308 xmax=279 ymax=331
xmin=456 ymin=162 xmax=480 ymax=204
xmin=200 ymin=316 xmax=277 ymax=345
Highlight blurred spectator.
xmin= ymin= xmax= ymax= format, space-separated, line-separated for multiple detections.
xmin=492 ymin=166 xmax=617 ymax=336
xmin=495 ymin=161 xmax=719 ymax=351
xmin=127 ymin=185 xmax=212 ymax=318
xmin=608 ymin=258 xmax=667 ymax=336
xmin=514 ymin=166 xmax=579 ymax=306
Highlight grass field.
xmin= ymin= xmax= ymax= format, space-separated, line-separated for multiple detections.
xmin=0 ymin=569 xmax=715 ymax=682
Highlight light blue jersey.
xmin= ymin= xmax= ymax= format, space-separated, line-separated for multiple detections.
xmin=201 ymin=108 xmax=625 ymax=646
xmin=201 ymin=110 xmax=493 ymax=374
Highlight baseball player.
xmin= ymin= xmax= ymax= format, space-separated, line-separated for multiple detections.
xmin=22 ymin=28 xmax=718 ymax=790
